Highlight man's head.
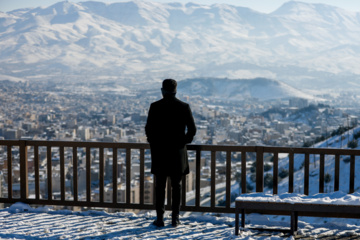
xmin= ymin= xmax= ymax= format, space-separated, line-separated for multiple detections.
xmin=162 ymin=79 xmax=177 ymax=96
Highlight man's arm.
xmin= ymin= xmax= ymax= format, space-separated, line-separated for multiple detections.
xmin=185 ymin=104 xmax=196 ymax=144
xmin=145 ymin=104 xmax=154 ymax=143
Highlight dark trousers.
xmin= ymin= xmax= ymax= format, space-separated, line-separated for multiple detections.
xmin=155 ymin=174 xmax=182 ymax=218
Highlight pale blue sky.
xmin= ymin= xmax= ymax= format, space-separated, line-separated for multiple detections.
xmin=1 ymin=0 xmax=360 ymax=13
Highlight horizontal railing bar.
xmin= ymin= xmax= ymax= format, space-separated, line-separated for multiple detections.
xmin=262 ymin=147 xmax=360 ymax=155
xmin=22 ymin=141 xmax=151 ymax=149
xmin=2 ymin=140 xmax=360 ymax=156
xmin=187 ymin=145 xmax=257 ymax=152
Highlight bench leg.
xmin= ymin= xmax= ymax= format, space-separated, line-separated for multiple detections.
xmin=235 ymin=207 xmax=239 ymax=235
xmin=235 ymin=208 xmax=245 ymax=236
xmin=290 ymin=211 xmax=298 ymax=235
xmin=241 ymin=209 xmax=245 ymax=228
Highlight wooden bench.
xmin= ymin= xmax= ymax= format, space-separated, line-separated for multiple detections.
xmin=235 ymin=199 xmax=360 ymax=236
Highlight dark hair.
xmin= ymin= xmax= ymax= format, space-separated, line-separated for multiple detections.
xmin=162 ymin=79 xmax=177 ymax=93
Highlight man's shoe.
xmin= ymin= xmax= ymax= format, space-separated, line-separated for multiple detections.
xmin=172 ymin=216 xmax=180 ymax=227
xmin=153 ymin=218 xmax=165 ymax=227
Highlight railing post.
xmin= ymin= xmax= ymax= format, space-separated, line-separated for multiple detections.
xmin=256 ymin=147 xmax=264 ymax=192
xmin=319 ymin=154 xmax=325 ymax=193
xmin=241 ymin=151 xmax=246 ymax=194
xmin=47 ymin=146 xmax=52 ymax=200
xmin=60 ymin=146 xmax=65 ymax=201
xmin=350 ymin=155 xmax=355 ymax=194
xmin=86 ymin=147 xmax=91 ymax=202
xmin=304 ymin=153 xmax=310 ymax=195
xmin=126 ymin=148 xmax=131 ymax=204
xmin=334 ymin=154 xmax=340 ymax=192
xmin=210 ymin=150 xmax=216 ymax=208
xmin=139 ymin=148 xmax=145 ymax=205
xmin=19 ymin=140 xmax=28 ymax=200
xmin=195 ymin=147 xmax=201 ymax=207
xmin=73 ymin=147 xmax=78 ymax=202
xmin=225 ymin=151 xmax=231 ymax=208
xmin=113 ymin=148 xmax=118 ymax=204
xmin=289 ymin=151 xmax=294 ymax=193
xmin=34 ymin=145 xmax=40 ymax=200
xmin=99 ymin=147 xmax=104 ymax=203
xmin=7 ymin=145 xmax=13 ymax=199
xmin=273 ymin=152 xmax=278 ymax=195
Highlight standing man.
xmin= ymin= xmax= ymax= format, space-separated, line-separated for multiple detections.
xmin=145 ymin=79 xmax=196 ymax=227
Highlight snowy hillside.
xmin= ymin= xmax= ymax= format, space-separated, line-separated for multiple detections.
xmin=177 ymin=77 xmax=315 ymax=101
xmin=263 ymin=126 xmax=360 ymax=195
xmin=1 ymin=1 xmax=360 ymax=89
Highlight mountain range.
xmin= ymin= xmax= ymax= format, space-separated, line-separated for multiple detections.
xmin=1 ymin=1 xmax=360 ymax=90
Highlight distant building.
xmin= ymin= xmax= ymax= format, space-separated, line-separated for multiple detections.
xmin=144 ymin=178 xmax=154 ymax=204
xmin=103 ymin=135 xmax=116 ymax=142
xmin=38 ymin=114 xmax=51 ymax=122
xmin=102 ymin=183 xmax=140 ymax=209
xmin=4 ymin=129 xmax=20 ymax=140
xmin=274 ymin=121 xmax=290 ymax=134
xmin=78 ymin=126 xmax=91 ymax=141
xmin=22 ymin=122 xmax=34 ymax=131
xmin=107 ymin=115 xmax=116 ymax=125
xmin=113 ymin=128 xmax=125 ymax=138
xmin=289 ymin=98 xmax=308 ymax=108
xmin=349 ymin=116 xmax=358 ymax=127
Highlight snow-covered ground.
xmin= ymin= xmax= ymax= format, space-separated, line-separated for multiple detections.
xmin=1 ymin=200 xmax=360 ymax=239
xmin=2 ymin=129 xmax=360 ymax=239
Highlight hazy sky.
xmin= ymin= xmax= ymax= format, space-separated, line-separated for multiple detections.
xmin=1 ymin=0 xmax=360 ymax=13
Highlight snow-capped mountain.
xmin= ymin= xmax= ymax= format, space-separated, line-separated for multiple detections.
xmin=177 ymin=77 xmax=315 ymax=101
xmin=1 ymin=1 xmax=360 ymax=90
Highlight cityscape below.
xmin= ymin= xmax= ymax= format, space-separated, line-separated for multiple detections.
xmin=0 ymin=78 xmax=359 ymax=211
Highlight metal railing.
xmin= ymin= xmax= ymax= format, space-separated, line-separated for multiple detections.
xmin=0 ymin=140 xmax=359 ymax=213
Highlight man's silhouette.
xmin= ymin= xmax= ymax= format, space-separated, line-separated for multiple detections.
xmin=145 ymin=79 xmax=196 ymax=227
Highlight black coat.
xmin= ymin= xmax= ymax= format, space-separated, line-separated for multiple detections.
xmin=145 ymin=95 xmax=196 ymax=176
